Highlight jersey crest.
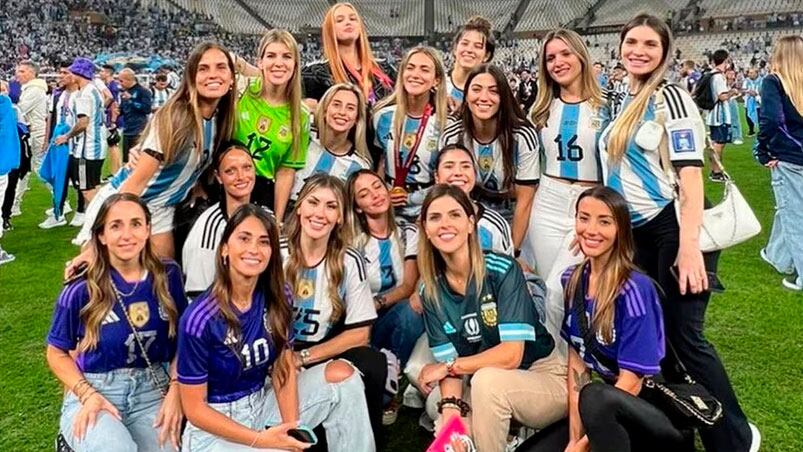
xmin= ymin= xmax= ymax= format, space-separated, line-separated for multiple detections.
xmin=128 ymin=301 xmax=150 ymax=328
xmin=257 ymin=116 xmax=271 ymax=134
xmin=296 ymin=279 xmax=315 ymax=299
xmin=480 ymin=294 xmax=498 ymax=328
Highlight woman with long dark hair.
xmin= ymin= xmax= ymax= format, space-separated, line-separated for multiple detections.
xmin=445 ymin=16 xmax=495 ymax=111
xmin=47 ymin=193 xmax=187 ymax=451
xmin=178 ymin=204 xmax=373 ymax=451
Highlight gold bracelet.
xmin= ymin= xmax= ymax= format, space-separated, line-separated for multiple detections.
xmin=71 ymin=378 xmax=88 ymax=393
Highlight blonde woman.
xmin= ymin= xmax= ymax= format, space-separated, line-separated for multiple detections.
xmin=232 ymin=29 xmax=310 ymax=221
xmin=600 ymin=14 xmax=759 ymax=451
xmin=71 ymin=42 xmax=237 ymax=259
xmin=281 ymin=174 xmax=387 ymax=444
xmin=47 ymin=193 xmax=187 ymax=451
xmin=755 ymin=35 xmax=803 ymax=292
xmin=373 ymin=46 xmax=447 ymax=222
xmin=416 ymin=184 xmax=564 ymax=452
xmin=289 ymin=83 xmax=372 ymax=203
xmin=302 ymin=2 xmax=395 ymax=108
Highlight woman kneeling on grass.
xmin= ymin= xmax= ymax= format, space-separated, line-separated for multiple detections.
xmin=416 ymin=184 xmax=566 ymax=452
xmin=47 ymin=193 xmax=188 ymax=452
xmin=178 ymin=204 xmax=373 ymax=451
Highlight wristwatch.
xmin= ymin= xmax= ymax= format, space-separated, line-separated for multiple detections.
xmin=299 ymin=349 xmax=311 ymax=366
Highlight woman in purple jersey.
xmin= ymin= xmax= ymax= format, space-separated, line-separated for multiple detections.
xmin=46 ymin=193 xmax=188 ymax=452
xmin=178 ymin=204 xmax=373 ymax=451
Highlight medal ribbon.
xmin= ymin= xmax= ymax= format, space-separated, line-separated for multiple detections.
xmin=393 ymin=104 xmax=433 ymax=188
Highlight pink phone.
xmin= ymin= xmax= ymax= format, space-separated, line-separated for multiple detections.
xmin=427 ymin=415 xmax=474 ymax=452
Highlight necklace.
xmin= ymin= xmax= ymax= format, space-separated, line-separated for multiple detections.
xmin=112 ymin=271 xmax=143 ymax=298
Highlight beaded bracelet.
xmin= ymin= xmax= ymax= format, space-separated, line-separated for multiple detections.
xmin=437 ymin=396 xmax=471 ymax=417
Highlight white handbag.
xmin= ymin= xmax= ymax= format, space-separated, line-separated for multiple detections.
xmin=655 ymin=89 xmax=762 ymax=252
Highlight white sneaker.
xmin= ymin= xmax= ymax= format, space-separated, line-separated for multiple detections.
xmin=0 ymin=250 xmax=15 ymax=265
xmin=10 ymin=206 xmax=21 ymax=217
xmin=69 ymin=213 xmax=85 ymax=227
xmin=782 ymin=276 xmax=802 ymax=291
xmin=403 ymin=384 xmax=425 ymax=409
xmin=760 ymin=248 xmax=794 ymax=275
xmin=39 ymin=215 xmax=67 ymax=229
xmin=749 ymin=422 xmax=761 ymax=452
xmin=46 ymin=202 xmax=72 ymax=217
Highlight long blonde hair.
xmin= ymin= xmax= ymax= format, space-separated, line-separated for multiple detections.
xmin=606 ymin=14 xmax=672 ymax=161
xmin=139 ymin=42 xmax=236 ymax=163
xmin=418 ymin=185 xmax=485 ymax=306
xmin=374 ymin=46 xmax=448 ymax=141
xmin=79 ymin=194 xmax=178 ymax=352
xmin=284 ymin=174 xmax=349 ymax=323
xmin=564 ymin=187 xmax=637 ymax=343
xmin=531 ymin=29 xmax=603 ymax=129
xmin=771 ymin=35 xmax=803 ymax=116
xmin=257 ymin=29 xmax=306 ymax=163
xmin=315 ymin=83 xmax=371 ymax=165
xmin=321 ymin=2 xmax=392 ymax=99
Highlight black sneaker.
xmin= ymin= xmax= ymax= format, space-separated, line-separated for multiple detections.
xmin=2 ymin=218 xmax=11 ymax=231
xmin=709 ymin=171 xmax=726 ymax=183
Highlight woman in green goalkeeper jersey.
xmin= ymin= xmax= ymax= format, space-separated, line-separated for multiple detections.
xmin=231 ymin=29 xmax=310 ymax=222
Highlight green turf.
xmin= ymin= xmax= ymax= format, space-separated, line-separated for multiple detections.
xmin=1 ymin=116 xmax=802 ymax=451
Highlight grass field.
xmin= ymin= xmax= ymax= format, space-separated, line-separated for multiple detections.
xmin=1 ymin=119 xmax=802 ymax=451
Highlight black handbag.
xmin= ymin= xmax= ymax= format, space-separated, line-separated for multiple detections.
xmin=571 ymin=268 xmax=723 ymax=428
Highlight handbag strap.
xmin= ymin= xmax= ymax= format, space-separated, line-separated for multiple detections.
xmin=571 ymin=266 xmax=620 ymax=374
xmin=114 ymin=290 xmax=169 ymax=396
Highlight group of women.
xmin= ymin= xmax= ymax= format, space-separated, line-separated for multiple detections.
xmin=49 ymin=3 xmax=763 ymax=452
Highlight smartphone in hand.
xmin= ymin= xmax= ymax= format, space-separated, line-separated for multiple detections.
xmin=287 ymin=426 xmax=318 ymax=445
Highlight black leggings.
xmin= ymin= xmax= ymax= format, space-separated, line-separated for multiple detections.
xmin=633 ymin=204 xmax=751 ymax=451
xmin=1 ymin=169 xmax=18 ymax=220
xmin=516 ymin=383 xmax=691 ymax=452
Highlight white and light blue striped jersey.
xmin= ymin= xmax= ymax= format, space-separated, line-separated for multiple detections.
xmin=110 ymin=117 xmax=216 ymax=207
xmin=72 ymin=82 xmax=108 ymax=160
xmin=540 ymin=99 xmax=610 ymax=183
xmin=705 ymin=72 xmax=732 ymax=126
xmin=373 ymin=104 xmax=441 ymax=186
xmin=55 ymin=90 xmax=77 ymax=131
xmin=446 ymin=76 xmax=464 ymax=104
xmin=151 ymin=88 xmax=173 ymax=111
xmin=290 ymin=133 xmax=371 ymax=201
xmin=743 ymin=77 xmax=762 ymax=104
xmin=476 ymin=203 xmax=513 ymax=255
xmin=601 ymin=84 xmax=705 ymax=226
xmin=357 ymin=223 xmax=418 ymax=295
xmin=439 ymin=118 xmax=540 ymax=193
xmin=280 ymin=241 xmax=377 ymax=344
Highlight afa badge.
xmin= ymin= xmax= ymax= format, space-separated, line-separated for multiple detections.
xmin=128 ymin=302 xmax=150 ymax=328
xmin=671 ymin=129 xmax=695 ymax=153
xmin=278 ymin=125 xmax=289 ymax=138
xmin=590 ymin=116 xmax=602 ymax=130
xmin=402 ymin=133 xmax=416 ymax=149
xmin=427 ymin=139 xmax=438 ymax=151
xmin=480 ymin=299 xmax=498 ymax=328
xmin=257 ymin=116 xmax=271 ymax=134
xmin=297 ymin=279 xmax=314 ymax=299
xmin=479 ymin=155 xmax=494 ymax=171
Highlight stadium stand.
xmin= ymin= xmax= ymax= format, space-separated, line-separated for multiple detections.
xmin=433 ymin=1 xmax=519 ymax=32
xmin=242 ymin=0 xmax=329 ymax=33
xmin=699 ymin=0 xmax=803 ymax=17
xmin=515 ymin=0 xmax=595 ymax=31
xmin=590 ymin=0 xmax=678 ymax=27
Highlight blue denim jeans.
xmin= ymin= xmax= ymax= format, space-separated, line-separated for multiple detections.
xmin=769 ymin=161 xmax=803 ymax=285
xmin=182 ymin=362 xmax=375 ymax=452
xmin=59 ymin=367 xmax=173 ymax=452
xmin=371 ymin=300 xmax=424 ymax=367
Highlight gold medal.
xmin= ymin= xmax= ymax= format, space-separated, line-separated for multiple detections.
xmin=390 ymin=186 xmax=408 ymax=197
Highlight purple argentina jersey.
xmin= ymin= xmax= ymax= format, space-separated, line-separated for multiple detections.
xmin=47 ymin=261 xmax=188 ymax=373
xmin=178 ymin=290 xmax=288 ymax=403
xmin=560 ymin=265 xmax=665 ymax=379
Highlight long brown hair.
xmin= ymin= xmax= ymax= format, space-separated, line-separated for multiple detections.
xmin=458 ymin=64 xmax=529 ymax=191
xmin=771 ymin=35 xmax=803 ymax=116
xmin=564 ymin=186 xmax=637 ymax=343
xmin=210 ymin=204 xmax=293 ymax=386
xmin=531 ymin=29 xmax=603 ymax=129
xmin=451 ymin=16 xmax=495 ymax=65
xmin=345 ymin=169 xmax=398 ymax=250
xmin=139 ymin=42 xmax=236 ymax=163
xmin=284 ymin=174 xmax=349 ymax=323
xmin=607 ymin=14 xmax=672 ymax=161
xmin=373 ymin=46 xmax=448 ymax=145
xmin=417 ymin=185 xmax=485 ymax=306
xmin=79 ymin=194 xmax=178 ymax=352
xmin=321 ymin=2 xmax=391 ymax=100
xmin=256 ymin=30 xmax=306 ymax=163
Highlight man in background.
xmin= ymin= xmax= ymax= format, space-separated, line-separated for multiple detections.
xmin=12 ymin=60 xmax=47 ymax=216
xmin=97 ymin=64 xmax=122 ymax=174
xmin=118 ymin=68 xmax=152 ymax=163
xmin=151 ymin=73 xmax=173 ymax=112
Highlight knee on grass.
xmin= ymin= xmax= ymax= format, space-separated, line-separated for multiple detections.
xmin=325 ymin=359 xmax=355 ymax=383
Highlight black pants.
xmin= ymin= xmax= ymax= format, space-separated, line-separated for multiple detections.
xmin=1 ymin=169 xmax=19 ymax=220
xmin=632 ymin=204 xmax=751 ymax=451
xmin=122 ymin=133 xmax=140 ymax=163
xmin=517 ymin=383 xmax=691 ymax=452
xmin=746 ymin=108 xmax=759 ymax=135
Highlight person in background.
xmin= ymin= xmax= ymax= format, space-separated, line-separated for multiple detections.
xmin=151 ymin=74 xmax=174 ymax=112
xmin=0 ymin=80 xmax=20 ymax=265
xmin=517 ymin=69 xmax=537 ymax=113
xmin=446 ymin=16 xmax=495 ymax=112
xmin=706 ymin=49 xmax=737 ymax=182
xmin=11 ymin=60 xmax=47 ymax=216
xmin=46 ymin=193 xmax=188 ymax=451
xmin=743 ymin=67 xmax=762 ymax=136
xmin=593 ymin=62 xmax=608 ymax=88
xmin=755 ymin=35 xmax=803 ymax=292
xmin=725 ymin=68 xmax=743 ymax=145
xmin=95 ymin=65 xmax=119 ymax=175
xmin=118 ymin=68 xmax=153 ymax=163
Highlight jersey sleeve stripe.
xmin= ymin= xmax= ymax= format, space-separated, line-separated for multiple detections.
xmin=177 ymin=373 xmax=208 ymax=384
xmin=430 ymin=343 xmax=459 ymax=362
xmin=485 ymin=253 xmax=513 ymax=272
xmin=345 ymin=248 xmax=367 ymax=280
xmin=499 ymin=323 xmax=536 ymax=342
xmin=514 ymin=126 xmax=540 ymax=151
xmin=662 ymin=85 xmax=688 ymax=120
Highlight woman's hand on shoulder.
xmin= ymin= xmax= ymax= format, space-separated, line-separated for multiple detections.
xmin=64 ymin=247 xmax=95 ymax=281
xmin=72 ymin=392 xmax=121 ymax=441
xmin=154 ymin=382 xmax=183 ymax=450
